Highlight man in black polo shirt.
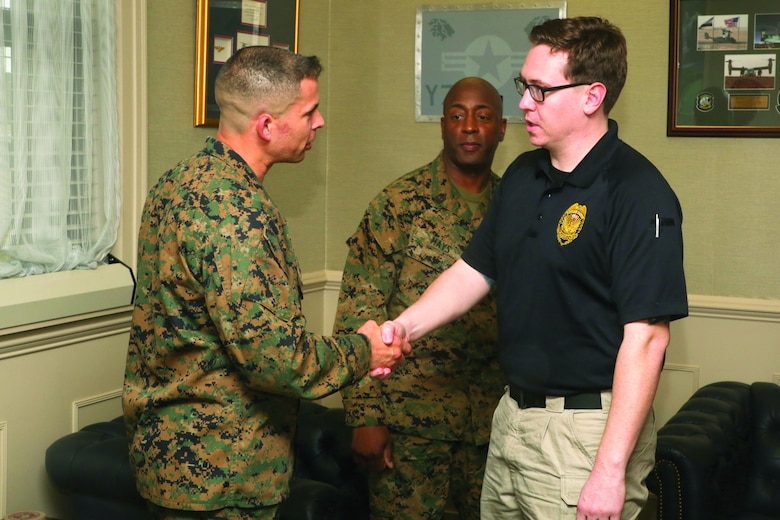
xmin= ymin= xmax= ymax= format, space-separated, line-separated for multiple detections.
xmin=372 ymin=16 xmax=688 ymax=519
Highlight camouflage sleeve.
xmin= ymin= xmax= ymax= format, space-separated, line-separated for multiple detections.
xmin=186 ymin=205 xmax=371 ymax=400
xmin=335 ymin=193 xmax=403 ymax=426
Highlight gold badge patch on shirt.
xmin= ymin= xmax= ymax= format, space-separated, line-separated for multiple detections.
xmin=557 ymin=203 xmax=587 ymax=245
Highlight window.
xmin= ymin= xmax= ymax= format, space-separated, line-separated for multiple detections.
xmin=0 ymin=0 xmax=120 ymax=278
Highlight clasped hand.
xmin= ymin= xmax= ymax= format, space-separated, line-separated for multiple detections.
xmin=357 ymin=320 xmax=410 ymax=380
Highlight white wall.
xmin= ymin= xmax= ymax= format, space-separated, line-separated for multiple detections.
xmin=657 ymin=295 xmax=780 ymax=425
xmin=0 ymin=315 xmax=131 ymax=518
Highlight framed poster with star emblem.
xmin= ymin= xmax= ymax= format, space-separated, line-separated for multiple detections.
xmin=415 ymin=3 xmax=566 ymax=123
xmin=669 ymin=0 xmax=780 ymax=137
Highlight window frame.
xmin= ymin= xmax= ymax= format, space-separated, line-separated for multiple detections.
xmin=0 ymin=0 xmax=146 ymax=335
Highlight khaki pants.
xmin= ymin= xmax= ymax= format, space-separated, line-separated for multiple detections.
xmin=480 ymin=388 xmax=656 ymax=519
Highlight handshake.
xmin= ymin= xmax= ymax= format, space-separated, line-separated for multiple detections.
xmin=357 ymin=320 xmax=411 ymax=380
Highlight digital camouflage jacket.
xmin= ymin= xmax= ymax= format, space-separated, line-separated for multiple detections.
xmin=123 ymin=137 xmax=371 ymax=511
xmin=336 ymin=155 xmax=504 ymax=444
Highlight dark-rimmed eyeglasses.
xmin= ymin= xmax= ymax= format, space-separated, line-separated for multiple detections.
xmin=514 ymin=77 xmax=591 ymax=102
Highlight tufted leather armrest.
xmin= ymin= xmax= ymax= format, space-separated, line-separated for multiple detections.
xmin=647 ymin=381 xmax=780 ymax=520
xmin=277 ymin=478 xmax=349 ymax=520
xmin=45 ymin=416 xmax=152 ymax=520
xmin=742 ymin=382 xmax=780 ymax=516
xmin=279 ymin=401 xmax=368 ymax=520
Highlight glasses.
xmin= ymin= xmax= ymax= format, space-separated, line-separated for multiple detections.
xmin=514 ymin=77 xmax=591 ymax=102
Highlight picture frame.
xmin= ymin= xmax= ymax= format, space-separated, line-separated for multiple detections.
xmin=415 ymin=3 xmax=567 ymax=123
xmin=668 ymin=0 xmax=780 ymax=137
xmin=194 ymin=0 xmax=300 ymax=127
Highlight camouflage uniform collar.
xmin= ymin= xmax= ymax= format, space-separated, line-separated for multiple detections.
xmin=430 ymin=152 xmax=498 ymax=220
xmin=203 ymin=136 xmax=262 ymax=189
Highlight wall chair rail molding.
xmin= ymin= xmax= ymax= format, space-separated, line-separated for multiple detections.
xmin=688 ymin=293 xmax=780 ymax=322
xmin=0 ymin=308 xmax=132 ymax=362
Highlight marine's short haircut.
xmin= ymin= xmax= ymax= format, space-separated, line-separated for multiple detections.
xmin=215 ymin=46 xmax=322 ymax=128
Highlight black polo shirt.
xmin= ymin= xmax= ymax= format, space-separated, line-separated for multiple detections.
xmin=462 ymin=120 xmax=688 ymax=395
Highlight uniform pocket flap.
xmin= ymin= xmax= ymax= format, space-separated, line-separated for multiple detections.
xmin=561 ymin=473 xmax=588 ymax=506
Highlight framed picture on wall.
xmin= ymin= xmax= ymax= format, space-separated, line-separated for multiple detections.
xmin=668 ymin=0 xmax=780 ymax=137
xmin=194 ymin=0 xmax=300 ymax=127
xmin=415 ymin=3 xmax=567 ymax=123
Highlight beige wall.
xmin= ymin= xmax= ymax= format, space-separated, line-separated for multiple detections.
xmin=2 ymin=2 xmax=777 ymax=517
xmin=148 ymin=0 xmax=780 ymax=299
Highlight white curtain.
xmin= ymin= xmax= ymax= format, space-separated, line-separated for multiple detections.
xmin=0 ymin=0 xmax=119 ymax=278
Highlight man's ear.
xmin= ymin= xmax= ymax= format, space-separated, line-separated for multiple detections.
xmin=583 ymin=82 xmax=607 ymax=115
xmin=255 ymin=114 xmax=273 ymax=142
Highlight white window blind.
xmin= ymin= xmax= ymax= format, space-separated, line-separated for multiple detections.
xmin=0 ymin=0 xmax=119 ymax=278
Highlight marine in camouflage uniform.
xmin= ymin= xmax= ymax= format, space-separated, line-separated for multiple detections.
xmin=336 ymin=151 xmax=505 ymax=519
xmin=123 ymin=136 xmax=376 ymax=516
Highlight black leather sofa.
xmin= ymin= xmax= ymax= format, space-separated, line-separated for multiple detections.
xmin=46 ymin=400 xmax=368 ymax=520
xmin=646 ymin=381 xmax=780 ymax=520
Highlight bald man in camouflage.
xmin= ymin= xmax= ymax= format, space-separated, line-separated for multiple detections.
xmin=335 ymin=77 xmax=507 ymax=520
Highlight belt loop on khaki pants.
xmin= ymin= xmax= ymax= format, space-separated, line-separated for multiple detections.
xmin=545 ymin=395 xmax=566 ymax=412
xmin=599 ymin=389 xmax=612 ymax=411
